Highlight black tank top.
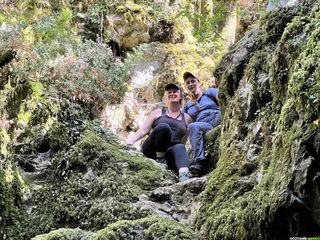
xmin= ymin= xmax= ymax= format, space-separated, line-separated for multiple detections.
xmin=153 ymin=107 xmax=187 ymax=143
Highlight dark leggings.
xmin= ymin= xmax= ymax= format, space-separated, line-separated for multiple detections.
xmin=141 ymin=123 xmax=190 ymax=170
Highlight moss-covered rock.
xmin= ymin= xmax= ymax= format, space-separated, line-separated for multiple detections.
xmin=197 ymin=2 xmax=320 ymax=239
xmin=0 ymin=161 xmax=25 ymax=239
xmin=5 ymin=126 xmax=171 ymax=239
xmin=32 ymin=217 xmax=197 ymax=240
xmin=128 ymin=42 xmax=215 ymax=93
xmin=32 ymin=228 xmax=93 ymax=240
xmin=94 ymin=216 xmax=198 ymax=240
xmin=105 ymin=2 xmax=152 ymax=50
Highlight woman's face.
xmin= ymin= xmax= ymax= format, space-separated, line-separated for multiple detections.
xmin=166 ymin=88 xmax=181 ymax=103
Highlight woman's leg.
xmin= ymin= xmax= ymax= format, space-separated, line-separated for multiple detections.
xmin=142 ymin=123 xmax=172 ymax=159
xmin=166 ymin=143 xmax=190 ymax=171
xmin=167 ymin=143 xmax=190 ymax=181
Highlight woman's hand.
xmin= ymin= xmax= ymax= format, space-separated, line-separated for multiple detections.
xmin=126 ymin=108 xmax=161 ymax=146
xmin=125 ymin=144 xmax=137 ymax=150
xmin=121 ymin=141 xmax=137 ymax=150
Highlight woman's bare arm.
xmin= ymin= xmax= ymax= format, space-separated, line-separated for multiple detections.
xmin=126 ymin=108 xmax=161 ymax=145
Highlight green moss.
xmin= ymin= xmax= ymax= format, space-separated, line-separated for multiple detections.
xmin=116 ymin=1 xmax=150 ymax=24
xmin=32 ymin=228 xmax=93 ymax=240
xmin=161 ymin=43 xmax=215 ymax=89
xmin=0 ymin=129 xmax=10 ymax=157
xmin=288 ymin=14 xmax=320 ymax=120
xmin=0 ymin=158 xmax=26 ymax=240
xmin=5 ymin=127 xmax=167 ymax=239
xmin=197 ymin=2 xmax=320 ymax=239
xmin=197 ymin=124 xmax=300 ymax=239
xmin=32 ymin=217 xmax=197 ymax=240
xmin=94 ymin=216 xmax=197 ymax=240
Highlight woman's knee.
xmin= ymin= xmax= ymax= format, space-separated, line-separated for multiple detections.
xmin=171 ymin=143 xmax=187 ymax=152
xmin=171 ymin=144 xmax=189 ymax=168
xmin=151 ymin=123 xmax=172 ymax=150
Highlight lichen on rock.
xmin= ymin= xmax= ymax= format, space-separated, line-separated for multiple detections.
xmin=196 ymin=2 xmax=320 ymax=239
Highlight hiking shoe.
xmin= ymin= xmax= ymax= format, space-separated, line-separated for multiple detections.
xmin=179 ymin=172 xmax=191 ymax=182
xmin=190 ymin=159 xmax=197 ymax=166
xmin=190 ymin=160 xmax=210 ymax=176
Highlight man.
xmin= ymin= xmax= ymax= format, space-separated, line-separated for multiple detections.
xmin=183 ymin=72 xmax=221 ymax=175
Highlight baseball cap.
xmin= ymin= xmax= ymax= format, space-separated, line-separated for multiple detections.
xmin=164 ymin=83 xmax=181 ymax=91
xmin=183 ymin=72 xmax=199 ymax=81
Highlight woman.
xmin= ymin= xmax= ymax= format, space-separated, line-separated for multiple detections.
xmin=126 ymin=83 xmax=193 ymax=182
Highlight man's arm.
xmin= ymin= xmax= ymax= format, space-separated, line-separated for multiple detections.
xmin=207 ymin=88 xmax=219 ymax=99
xmin=206 ymin=88 xmax=219 ymax=105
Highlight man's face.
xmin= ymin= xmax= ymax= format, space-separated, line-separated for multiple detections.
xmin=184 ymin=77 xmax=199 ymax=94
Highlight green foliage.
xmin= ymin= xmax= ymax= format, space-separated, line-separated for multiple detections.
xmin=40 ymin=39 xmax=129 ymax=108
xmin=0 ymin=12 xmax=5 ymax=23
xmin=178 ymin=0 xmax=227 ymax=43
xmin=9 ymin=30 xmax=130 ymax=112
xmin=2 ymin=4 xmax=130 ymax=109
xmin=87 ymin=0 xmax=116 ymax=25
xmin=31 ymin=8 xmax=73 ymax=43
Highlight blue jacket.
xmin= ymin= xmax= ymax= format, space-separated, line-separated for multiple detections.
xmin=183 ymin=88 xmax=220 ymax=124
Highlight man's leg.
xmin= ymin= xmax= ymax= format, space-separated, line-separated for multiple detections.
xmin=188 ymin=122 xmax=213 ymax=175
xmin=188 ymin=122 xmax=213 ymax=162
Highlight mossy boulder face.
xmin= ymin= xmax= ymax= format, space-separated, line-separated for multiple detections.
xmin=104 ymin=1 xmax=196 ymax=50
xmin=197 ymin=2 xmax=320 ymax=239
xmin=0 ymin=158 xmax=25 ymax=239
xmin=0 ymin=25 xmax=16 ymax=87
xmin=128 ymin=42 xmax=215 ymax=95
xmin=204 ymin=125 xmax=221 ymax=168
xmin=106 ymin=2 xmax=152 ymax=50
xmin=94 ymin=216 xmax=198 ymax=240
xmin=32 ymin=217 xmax=198 ymax=240
xmin=32 ymin=228 xmax=94 ymax=240
xmin=5 ymin=125 xmax=175 ymax=239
